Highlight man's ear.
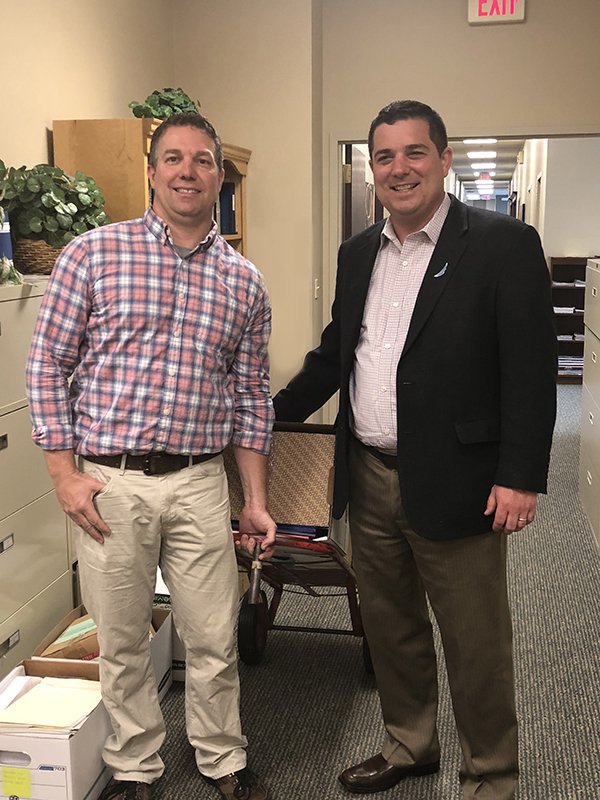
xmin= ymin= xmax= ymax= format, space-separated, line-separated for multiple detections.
xmin=147 ymin=163 xmax=156 ymax=189
xmin=441 ymin=146 xmax=453 ymax=177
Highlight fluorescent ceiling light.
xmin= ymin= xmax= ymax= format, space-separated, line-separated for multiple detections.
xmin=467 ymin=151 xmax=497 ymax=159
xmin=471 ymin=162 xmax=496 ymax=170
xmin=463 ymin=138 xmax=498 ymax=144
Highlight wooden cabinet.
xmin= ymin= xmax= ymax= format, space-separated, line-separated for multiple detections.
xmin=53 ymin=117 xmax=159 ymax=227
xmin=550 ymin=256 xmax=587 ymax=383
xmin=0 ymin=281 xmax=73 ymax=679
xmin=53 ymin=118 xmax=251 ymax=255
xmin=579 ymin=258 xmax=600 ymax=549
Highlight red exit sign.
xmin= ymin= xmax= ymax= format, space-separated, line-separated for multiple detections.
xmin=468 ymin=0 xmax=525 ymax=24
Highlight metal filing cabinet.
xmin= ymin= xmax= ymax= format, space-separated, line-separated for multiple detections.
xmin=0 ymin=280 xmax=73 ymax=679
xmin=579 ymin=258 xmax=600 ymax=549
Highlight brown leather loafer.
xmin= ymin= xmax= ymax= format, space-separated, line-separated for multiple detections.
xmin=339 ymin=753 xmax=440 ymax=793
xmin=98 ymin=778 xmax=153 ymax=800
xmin=206 ymin=767 xmax=268 ymax=800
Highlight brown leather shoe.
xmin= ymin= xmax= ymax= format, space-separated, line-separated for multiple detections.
xmin=98 ymin=778 xmax=153 ymax=800
xmin=339 ymin=753 xmax=439 ymax=793
xmin=207 ymin=767 xmax=268 ymax=799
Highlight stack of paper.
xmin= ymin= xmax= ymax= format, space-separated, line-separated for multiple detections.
xmin=0 ymin=676 xmax=101 ymax=731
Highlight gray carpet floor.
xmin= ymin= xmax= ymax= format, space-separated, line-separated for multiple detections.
xmin=155 ymin=385 xmax=600 ymax=800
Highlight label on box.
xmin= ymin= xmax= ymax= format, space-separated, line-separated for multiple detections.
xmin=2 ymin=766 xmax=32 ymax=798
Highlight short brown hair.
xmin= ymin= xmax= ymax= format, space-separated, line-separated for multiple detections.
xmin=148 ymin=113 xmax=223 ymax=170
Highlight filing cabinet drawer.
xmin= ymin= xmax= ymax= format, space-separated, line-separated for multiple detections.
xmin=579 ymin=443 xmax=600 ymax=550
xmin=585 ymin=261 xmax=600 ymax=340
xmin=0 ymin=282 xmax=47 ymax=413
xmin=0 ymin=405 xmax=53 ymax=519
xmin=0 ymin=492 xmax=68 ymax=624
xmin=0 ymin=570 xmax=73 ymax=680
xmin=580 ymin=384 xmax=600 ymax=475
xmin=583 ymin=326 xmax=600 ymax=402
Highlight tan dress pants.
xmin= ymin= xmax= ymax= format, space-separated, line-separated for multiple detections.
xmin=77 ymin=455 xmax=247 ymax=784
xmin=349 ymin=438 xmax=518 ymax=800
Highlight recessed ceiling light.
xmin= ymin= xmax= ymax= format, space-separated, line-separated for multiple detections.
xmin=467 ymin=151 xmax=497 ymax=159
xmin=470 ymin=162 xmax=497 ymax=170
xmin=463 ymin=138 xmax=498 ymax=144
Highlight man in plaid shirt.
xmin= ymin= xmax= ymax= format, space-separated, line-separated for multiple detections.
xmin=26 ymin=113 xmax=275 ymax=800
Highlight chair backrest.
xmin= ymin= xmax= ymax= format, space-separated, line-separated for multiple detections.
xmin=223 ymin=422 xmax=335 ymax=528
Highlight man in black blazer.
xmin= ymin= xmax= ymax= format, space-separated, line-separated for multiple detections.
xmin=273 ymin=100 xmax=557 ymax=799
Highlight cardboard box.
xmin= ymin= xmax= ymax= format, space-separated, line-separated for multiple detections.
xmin=0 ymin=659 xmax=111 ymax=800
xmin=40 ymin=613 xmax=99 ymax=661
xmin=32 ymin=606 xmax=173 ymax=702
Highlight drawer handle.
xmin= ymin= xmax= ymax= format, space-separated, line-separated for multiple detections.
xmin=0 ymin=629 xmax=20 ymax=658
xmin=593 ymin=287 xmax=598 ymax=298
xmin=0 ymin=433 xmax=7 ymax=451
xmin=587 ymin=470 xmax=593 ymax=486
xmin=593 ymin=351 xmax=598 ymax=364
xmin=590 ymin=412 xmax=594 ymax=425
xmin=0 ymin=534 xmax=14 ymax=555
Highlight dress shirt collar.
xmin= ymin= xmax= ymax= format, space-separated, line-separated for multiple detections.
xmin=380 ymin=192 xmax=451 ymax=249
xmin=143 ymin=208 xmax=218 ymax=253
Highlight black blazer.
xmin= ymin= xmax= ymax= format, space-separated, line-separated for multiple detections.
xmin=273 ymin=195 xmax=557 ymax=540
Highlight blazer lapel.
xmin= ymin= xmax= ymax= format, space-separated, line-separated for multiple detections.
xmin=342 ymin=222 xmax=384 ymax=360
xmin=402 ymin=197 xmax=469 ymax=357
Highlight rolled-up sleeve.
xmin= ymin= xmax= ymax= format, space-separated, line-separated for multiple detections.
xmin=230 ymin=278 xmax=274 ymax=456
xmin=26 ymin=240 xmax=91 ymax=450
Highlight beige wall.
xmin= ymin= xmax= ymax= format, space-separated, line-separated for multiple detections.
xmin=543 ymin=137 xmax=600 ymax=258
xmin=171 ymin=0 xmax=319 ymax=394
xmin=321 ymin=0 xmax=600 ymax=141
xmin=3 ymin=0 xmax=600 ymax=397
xmin=1 ymin=0 xmax=172 ymax=166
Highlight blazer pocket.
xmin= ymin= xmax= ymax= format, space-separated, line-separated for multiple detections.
xmin=455 ymin=418 xmax=500 ymax=444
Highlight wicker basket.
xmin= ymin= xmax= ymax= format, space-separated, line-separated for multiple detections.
xmin=13 ymin=238 xmax=63 ymax=274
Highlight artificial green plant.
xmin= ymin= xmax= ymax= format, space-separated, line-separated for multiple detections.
xmin=1 ymin=162 xmax=110 ymax=248
xmin=128 ymin=87 xmax=200 ymax=119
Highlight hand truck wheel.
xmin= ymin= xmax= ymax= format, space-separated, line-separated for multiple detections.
xmin=237 ymin=589 xmax=269 ymax=665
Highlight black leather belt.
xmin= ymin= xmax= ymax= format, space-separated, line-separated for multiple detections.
xmin=83 ymin=451 xmax=221 ymax=476
xmin=361 ymin=442 xmax=398 ymax=470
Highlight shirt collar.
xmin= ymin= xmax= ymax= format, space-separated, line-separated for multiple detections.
xmin=380 ymin=193 xmax=451 ymax=248
xmin=143 ymin=208 xmax=218 ymax=252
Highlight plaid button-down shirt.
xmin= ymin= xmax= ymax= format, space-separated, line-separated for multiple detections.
xmin=26 ymin=209 xmax=273 ymax=456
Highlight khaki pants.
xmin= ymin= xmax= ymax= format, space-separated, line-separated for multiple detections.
xmin=77 ymin=455 xmax=247 ymax=783
xmin=349 ymin=438 xmax=518 ymax=800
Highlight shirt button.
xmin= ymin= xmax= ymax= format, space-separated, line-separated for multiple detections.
xmin=392 ymin=302 xmax=399 ymax=308
xmin=163 ymin=408 xmax=171 ymax=416
xmin=173 ymin=330 xmax=180 ymax=338
xmin=402 ymin=260 xmax=409 ymax=267
xmin=383 ymin=427 xmax=390 ymax=435
xmin=380 ymin=386 xmax=387 ymax=393
xmin=168 ymin=367 xmax=176 ymax=376
xmin=384 ymin=343 xmax=391 ymax=349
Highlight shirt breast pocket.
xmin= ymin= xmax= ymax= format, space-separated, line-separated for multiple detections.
xmin=193 ymin=294 xmax=244 ymax=366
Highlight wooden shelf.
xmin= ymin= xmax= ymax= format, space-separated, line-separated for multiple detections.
xmin=550 ymin=256 xmax=587 ymax=384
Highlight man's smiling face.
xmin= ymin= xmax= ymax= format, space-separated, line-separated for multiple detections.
xmin=147 ymin=125 xmax=224 ymax=232
xmin=370 ymin=118 xmax=452 ymax=241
